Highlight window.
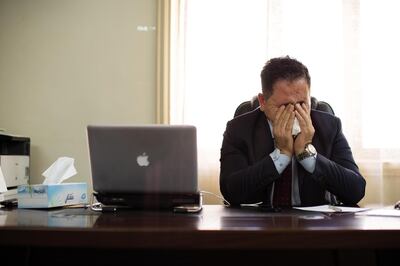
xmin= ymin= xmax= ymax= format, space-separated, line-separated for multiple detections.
xmin=169 ymin=0 xmax=400 ymax=205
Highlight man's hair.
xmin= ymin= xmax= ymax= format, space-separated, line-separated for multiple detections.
xmin=260 ymin=56 xmax=311 ymax=98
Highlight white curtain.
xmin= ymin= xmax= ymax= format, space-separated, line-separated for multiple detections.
xmin=170 ymin=0 xmax=400 ymax=206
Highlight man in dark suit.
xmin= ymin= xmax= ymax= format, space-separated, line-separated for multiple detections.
xmin=219 ymin=57 xmax=366 ymax=207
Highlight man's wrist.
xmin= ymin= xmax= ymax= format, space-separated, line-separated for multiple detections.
xmin=275 ymin=145 xmax=292 ymax=157
xmin=296 ymin=143 xmax=317 ymax=161
xmin=270 ymin=148 xmax=291 ymax=174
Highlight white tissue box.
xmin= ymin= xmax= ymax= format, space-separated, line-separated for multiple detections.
xmin=17 ymin=183 xmax=88 ymax=208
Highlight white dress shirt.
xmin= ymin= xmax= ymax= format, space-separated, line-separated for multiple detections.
xmin=267 ymin=120 xmax=316 ymax=206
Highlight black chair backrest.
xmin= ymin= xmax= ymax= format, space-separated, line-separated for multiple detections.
xmin=234 ymin=96 xmax=334 ymax=118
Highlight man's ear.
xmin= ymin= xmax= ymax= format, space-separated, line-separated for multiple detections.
xmin=257 ymin=93 xmax=265 ymax=111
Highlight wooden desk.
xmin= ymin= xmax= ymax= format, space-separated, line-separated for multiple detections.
xmin=1 ymin=205 xmax=399 ymax=265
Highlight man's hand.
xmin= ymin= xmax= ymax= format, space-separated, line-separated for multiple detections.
xmin=272 ymin=104 xmax=295 ymax=156
xmin=294 ymin=103 xmax=315 ymax=155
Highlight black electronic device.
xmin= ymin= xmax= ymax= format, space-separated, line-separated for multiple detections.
xmin=94 ymin=192 xmax=201 ymax=211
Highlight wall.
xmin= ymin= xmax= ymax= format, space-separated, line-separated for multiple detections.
xmin=0 ymin=0 xmax=157 ymax=187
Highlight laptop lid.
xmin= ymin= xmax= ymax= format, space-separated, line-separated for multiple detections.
xmin=87 ymin=125 xmax=198 ymax=195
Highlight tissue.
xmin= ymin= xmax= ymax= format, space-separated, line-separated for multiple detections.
xmin=42 ymin=157 xmax=77 ymax=185
xmin=292 ymin=117 xmax=301 ymax=136
xmin=17 ymin=157 xmax=87 ymax=208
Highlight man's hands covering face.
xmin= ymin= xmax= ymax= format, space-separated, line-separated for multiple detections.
xmin=294 ymin=103 xmax=315 ymax=155
xmin=272 ymin=103 xmax=314 ymax=157
xmin=272 ymin=104 xmax=295 ymax=156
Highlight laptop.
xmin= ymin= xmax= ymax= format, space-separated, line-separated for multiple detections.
xmin=87 ymin=125 xmax=200 ymax=210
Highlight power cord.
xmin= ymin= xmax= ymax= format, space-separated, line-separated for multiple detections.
xmin=88 ymin=193 xmax=103 ymax=212
xmin=200 ymin=190 xmax=231 ymax=207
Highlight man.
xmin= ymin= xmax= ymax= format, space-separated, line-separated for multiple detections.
xmin=219 ymin=56 xmax=365 ymax=207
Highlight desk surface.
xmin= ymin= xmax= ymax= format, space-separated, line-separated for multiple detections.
xmin=1 ymin=205 xmax=400 ymax=250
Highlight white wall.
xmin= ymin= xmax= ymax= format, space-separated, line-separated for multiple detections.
xmin=0 ymin=0 xmax=157 ymax=186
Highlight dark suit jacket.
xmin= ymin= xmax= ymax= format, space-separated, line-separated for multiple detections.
xmin=219 ymin=108 xmax=366 ymax=206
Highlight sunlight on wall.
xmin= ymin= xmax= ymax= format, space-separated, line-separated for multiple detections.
xmin=171 ymin=0 xmax=268 ymax=172
xmin=360 ymin=0 xmax=400 ymax=149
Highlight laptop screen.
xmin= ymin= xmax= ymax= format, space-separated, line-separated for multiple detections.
xmin=87 ymin=125 xmax=198 ymax=195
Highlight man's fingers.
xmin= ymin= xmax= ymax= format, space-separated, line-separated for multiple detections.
xmin=295 ymin=110 xmax=306 ymax=127
xmin=295 ymin=103 xmax=311 ymax=125
xmin=282 ymin=104 xmax=294 ymax=128
xmin=274 ymin=105 xmax=286 ymax=124
xmin=274 ymin=105 xmax=294 ymax=140
xmin=296 ymin=103 xmax=310 ymax=117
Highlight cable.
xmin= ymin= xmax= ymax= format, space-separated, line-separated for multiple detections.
xmin=200 ymin=190 xmax=231 ymax=207
xmin=88 ymin=193 xmax=103 ymax=212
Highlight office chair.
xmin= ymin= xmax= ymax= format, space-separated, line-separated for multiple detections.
xmin=234 ymin=95 xmax=334 ymax=118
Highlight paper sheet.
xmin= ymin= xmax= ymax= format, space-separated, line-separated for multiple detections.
xmin=294 ymin=205 xmax=370 ymax=213
xmin=355 ymin=208 xmax=400 ymax=217
xmin=0 ymin=166 xmax=7 ymax=193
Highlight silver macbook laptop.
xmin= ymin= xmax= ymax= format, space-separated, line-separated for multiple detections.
xmin=87 ymin=125 xmax=199 ymax=209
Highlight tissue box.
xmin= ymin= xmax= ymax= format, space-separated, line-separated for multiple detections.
xmin=17 ymin=183 xmax=88 ymax=208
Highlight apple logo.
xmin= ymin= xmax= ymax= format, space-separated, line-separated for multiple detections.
xmin=137 ymin=152 xmax=150 ymax=167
